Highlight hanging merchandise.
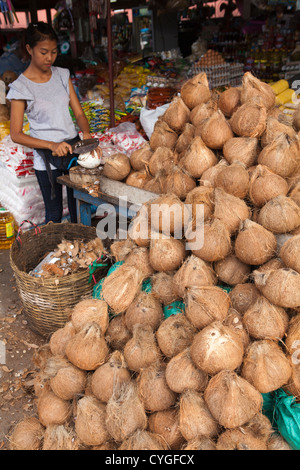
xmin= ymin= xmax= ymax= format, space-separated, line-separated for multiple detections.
xmin=53 ymin=0 xmax=75 ymax=32
xmin=89 ymin=0 xmax=106 ymax=48
xmin=0 ymin=0 xmax=19 ymax=26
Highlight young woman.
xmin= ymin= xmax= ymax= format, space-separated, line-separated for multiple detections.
xmin=7 ymin=22 xmax=98 ymax=224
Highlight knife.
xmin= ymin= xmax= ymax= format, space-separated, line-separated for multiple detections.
xmin=52 ymin=138 xmax=100 ymax=156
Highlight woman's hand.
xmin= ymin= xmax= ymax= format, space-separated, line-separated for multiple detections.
xmin=51 ymin=141 xmax=73 ymax=157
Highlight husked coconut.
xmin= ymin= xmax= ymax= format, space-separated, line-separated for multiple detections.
xmin=241 ymin=339 xmax=292 ymax=393
xmin=190 ymin=321 xmax=244 ymax=375
xmin=204 ymin=370 xmax=263 ymax=429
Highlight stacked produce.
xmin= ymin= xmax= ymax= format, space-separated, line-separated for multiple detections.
xmin=194 ymin=49 xmax=225 ymax=67
xmin=9 ymin=71 xmax=300 ymax=451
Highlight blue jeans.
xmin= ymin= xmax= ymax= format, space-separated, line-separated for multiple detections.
xmin=35 ymin=169 xmax=77 ymax=224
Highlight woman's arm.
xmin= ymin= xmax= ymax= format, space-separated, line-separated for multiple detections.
xmin=69 ymin=78 xmax=92 ymax=139
xmin=10 ymin=99 xmax=73 ymax=156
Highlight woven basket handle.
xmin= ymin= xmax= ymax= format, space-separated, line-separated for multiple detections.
xmin=16 ymin=220 xmax=41 ymax=247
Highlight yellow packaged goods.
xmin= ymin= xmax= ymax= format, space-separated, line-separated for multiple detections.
xmin=271 ymin=80 xmax=289 ymax=96
xmin=275 ymin=89 xmax=296 ymax=106
xmin=0 ymin=207 xmax=15 ymax=249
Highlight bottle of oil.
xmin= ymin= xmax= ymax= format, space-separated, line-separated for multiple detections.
xmin=0 ymin=208 xmax=16 ymax=249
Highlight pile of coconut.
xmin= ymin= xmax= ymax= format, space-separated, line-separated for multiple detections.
xmin=9 ymin=71 xmax=300 ymax=451
xmin=103 ymin=71 xmax=300 ymax=203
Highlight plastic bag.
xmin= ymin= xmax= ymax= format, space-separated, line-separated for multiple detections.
xmin=262 ymin=389 xmax=300 ymax=450
xmin=139 ymin=103 xmax=170 ymax=139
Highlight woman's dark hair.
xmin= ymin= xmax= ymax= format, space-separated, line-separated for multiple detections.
xmin=25 ymin=22 xmax=58 ymax=49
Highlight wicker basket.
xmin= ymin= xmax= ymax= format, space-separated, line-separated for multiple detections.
xmin=10 ymin=221 xmax=110 ymax=338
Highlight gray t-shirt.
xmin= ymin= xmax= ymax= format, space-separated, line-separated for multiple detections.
xmin=7 ymin=66 xmax=78 ymax=170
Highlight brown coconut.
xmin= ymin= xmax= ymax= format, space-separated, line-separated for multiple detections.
xmin=241 ymin=339 xmax=292 ymax=393
xmin=290 ymin=181 xmax=300 ymax=207
xmin=172 ymin=255 xmax=216 ymax=299
xmin=258 ymin=195 xmax=300 ymax=234
xmin=105 ymin=313 xmax=131 ymax=350
xmin=126 ymin=169 xmax=152 ymax=189
xmin=200 ymin=159 xmax=229 ymax=187
xmin=245 ymin=412 xmax=273 ymax=444
xmin=223 ymin=136 xmax=259 ymax=167
xmin=143 ymin=171 xmax=167 ymax=195
xmin=229 ymin=283 xmax=261 ymax=315
xmin=180 ymin=72 xmax=211 ymax=110
xmin=110 ymin=238 xmax=136 ymax=261
xmin=249 ymin=165 xmax=289 ymax=207
xmin=280 ymin=234 xmax=300 ymax=273
xmin=185 ymin=185 xmax=215 ymax=222
xmin=190 ymin=99 xmax=217 ymax=127
xmin=148 ymin=147 xmax=177 ymax=176
xmin=149 ymin=235 xmax=186 ymax=272
xmin=268 ymin=434 xmax=293 ymax=451
xmin=293 ymin=103 xmax=300 ymax=131
xmin=124 ymin=246 xmax=154 ymax=278
xmin=261 ymin=116 xmax=296 ymax=147
xmin=285 ymin=315 xmax=300 ymax=355
xmin=49 ymin=321 xmax=76 ymax=357
xmin=164 ymin=165 xmax=196 ymax=200
xmin=102 ymin=152 xmax=131 ymax=181
xmin=65 ymin=322 xmax=109 ymax=371
xmin=42 ymin=424 xmax=80 ymax=451
xmin=128 ymin=204 xmax=152 ymax=247
xmin=213 ymin=188 xmax=251 ymax=234
xmin=175 ymin=123 xmax=195 ymax=154
xmin=284 ymin=361 xmax=300 ymax=398
xmin=123 ymin=324 xmax=161 ymax=372
xmin=124 ymin=291 xmax=164 ymax=333
xmin=184 ymin=286 xmax=230 ymax=330
xmin=224 ymin=308 xmax=250 ymax=349
xmin=186 ymin=218 xmax=232 ymax=263
xmin=71 ymin=298 xmax=109 ymax=334
xmin=165 ymin=347 xmax=208 ymax=394
xmin=242 ymin=295 xmax=289 ymax=340
xmin=37 ymin=391 xmax=72 ymax=427
xmin=163 ymin=96 xmax=190 ymax=133
xmin=253 ymin=268 xmax=300 ymax=308
xmin=190 ymin=321 xmax=244 ymax=375
xmin=218 ymin=87 xmax=241 ymax=117
xmin=50 ymin=363 xmax=87 ymax=401
xmin=151 ymin=272 xmax=180 ymax=306
xmin=91 ymin=350 xmax=131 ymax=402
xmin=215 ymin=161 xmax=250 ymax=199
xmin=234 ymin=219 xmax=277 ymax=265
xmin=214 ymin=254 xmax=251 ymax=286
xmin=148 ymin=193 xmax=187 ymax=236
xmin=258 ymin=133 xmax=299 ymax=178
xmin=75 ymin=396 xmax=109 ymax=447
xmin=181 ymin=136 xmax=218 ymax=178
xmin=241 ymin=72 xmax=276 ymax=110
xmin=216 ymin=429 xmax=268 ymax=451
xmin=9 ymin=417 xmax=44 ymax=451
xmin=201 ymin=110 xmax=234 ymax=149
xmin=130 ymin=143 xmax=153 ymax=171
xmin=204 ymin=370 xmax=263 ymax=429
xmin=179 ymin=390 xmax=219 ymax=441
xmin=105 ymin=381 xmax=147 ymax=442
xmin=119 ymin=430 xmax=168 ymax=451
xmin=150 ymin=120 xmax=178 ymax=151
xmin=230 ymin=99 xmax=267 ymax=138
xmin=137 ymin=361 xmax=176 ymax=412
xmin=183 ymin=437 xmax=217 ymax=451
xmin=155 ymin=313 xmax=197 ymax=358
xmin=102 ymin=264 xmax=146 ymax=314
xmin=148 ymin=409 xmax=184 ymax=450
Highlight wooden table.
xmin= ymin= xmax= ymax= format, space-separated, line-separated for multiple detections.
xmin=57 ymin=174 xmax=157 ymax=226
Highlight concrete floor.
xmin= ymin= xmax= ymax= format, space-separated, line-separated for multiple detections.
xmin=0 ymin=248 xmax=45 ymax=450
